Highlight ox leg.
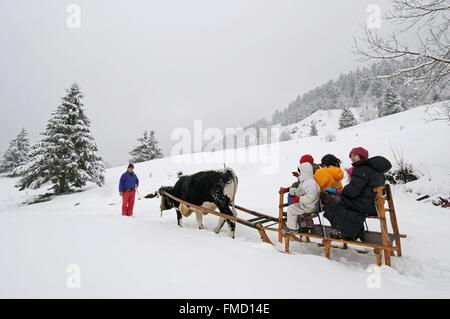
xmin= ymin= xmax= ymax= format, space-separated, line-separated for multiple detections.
xmin=176 ymin=209 xmax=183 ymax=227
xmin=229 ymin=203 xmax=237 ymax=238
xmin=215 ymin=204 xmax=236 ymax=239
xmin=195 ymin=212 xmax=204 ymax=229
xmin=213 ymin=218 xmax=226 ymax=235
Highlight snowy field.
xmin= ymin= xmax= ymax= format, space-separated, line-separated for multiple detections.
xmin=1 ymin=102 xmax=449 ymax=298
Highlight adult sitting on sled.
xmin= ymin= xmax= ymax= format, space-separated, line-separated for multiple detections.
xmin=314 ymin=154 xmax=344 ymax=191
xmin=323 ymin=147 xmax=392 ymax=240
xmin=119 ymin=163 xmax=140 ymax=217
xmin=282 ymin=162 xmax=320 ymax=234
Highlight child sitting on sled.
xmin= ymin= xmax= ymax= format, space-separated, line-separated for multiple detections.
xmin=282 ymin=162 xmax=321 ymax=234
xmin=314 ymin=154 xmax=344 ymax=191
xmin=288 ymin=154 xmax=317 ymax=205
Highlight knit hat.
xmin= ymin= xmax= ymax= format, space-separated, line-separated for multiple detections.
xmin=127 ymin=163 xmax=135 ymax=169
xmin=349 ymin=147 xmax=369 ymax=159
xmin=299 ymin=154 xmax=314 ymax=165
xmin=321 ymin=154 xmax=341 ymax=167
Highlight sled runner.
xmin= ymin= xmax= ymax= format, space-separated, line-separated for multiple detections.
xmin=278 ymin=184 xmax=406 ymax=266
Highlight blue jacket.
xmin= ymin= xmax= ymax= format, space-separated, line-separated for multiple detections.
xmin=119 ymin=172 xmax=139 ymax=192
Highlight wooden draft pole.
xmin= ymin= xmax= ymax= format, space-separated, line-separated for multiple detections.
xmin=159 ymin=190 xmax=274 ymax=244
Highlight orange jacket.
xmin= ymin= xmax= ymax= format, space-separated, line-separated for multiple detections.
xmin=314 ymin=166 xmax=344 ymax=190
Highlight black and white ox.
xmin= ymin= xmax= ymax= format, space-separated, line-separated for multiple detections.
xmin=158 ymin=168 xmax=238 ymax=238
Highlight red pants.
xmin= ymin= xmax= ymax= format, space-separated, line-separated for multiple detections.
xmin=121 ymin=190 xmax=136 ymax=216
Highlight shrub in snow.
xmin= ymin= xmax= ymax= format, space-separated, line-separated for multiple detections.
xmin=324 ymin=133 xmax=337 ymax=143
xmin=16 ymin=83 xmax=105 ymax=194
xmin=129 ymin=130 xmax=163 ymax=163
xmin=386 ymin=146 xmax=419 ymax=185
xmin=0 ymin=128 xmax=30 ymax=177
xmin=385 ymin=165 xmax=419 ymax=185
xmin=338 ymin=108 xmax=358 ymax=129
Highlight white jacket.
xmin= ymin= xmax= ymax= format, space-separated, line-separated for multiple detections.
xmin=289 ymin=162 xmax=320 ymax=213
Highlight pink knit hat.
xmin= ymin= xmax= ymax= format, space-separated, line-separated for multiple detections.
xmin=349 ymin=147 xmax=369 ymax=159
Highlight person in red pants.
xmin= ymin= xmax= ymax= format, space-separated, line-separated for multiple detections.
xmin=119 ymin=164 xmax=139 ymax=217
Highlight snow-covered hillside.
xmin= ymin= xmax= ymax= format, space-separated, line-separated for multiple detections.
xmin=206 ymin=104 xmax=408 ymax=151
xmin=276 ymin=107 xmax=363 ymax=140
xmin=0 ymin=102 xmax=449 ymax=298
xmin=205 ymin=108 xmax=362 ymax=151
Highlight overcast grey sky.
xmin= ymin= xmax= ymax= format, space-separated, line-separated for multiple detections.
xmin=0 ymin=0 xmax=394 ymax=166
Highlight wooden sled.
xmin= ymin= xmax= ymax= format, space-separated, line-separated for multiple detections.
xmin=278 ymin=185 xmax=406 ymax=266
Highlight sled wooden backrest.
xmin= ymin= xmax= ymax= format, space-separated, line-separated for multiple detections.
xmin=278 ymin=185 xmax=405 ymax=266
xmin=372 ymin=184 xmax=403 ymax=262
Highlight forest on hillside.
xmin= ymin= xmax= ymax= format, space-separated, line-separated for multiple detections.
xmin=247 ymin=58 xmax=450 ymax=129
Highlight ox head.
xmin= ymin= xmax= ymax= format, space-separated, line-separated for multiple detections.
xmin=158 ymin=186 xmax=176 ymax=213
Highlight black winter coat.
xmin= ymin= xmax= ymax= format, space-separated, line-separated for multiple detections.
xmin=324 ymin=156 xmax=392 ymax=239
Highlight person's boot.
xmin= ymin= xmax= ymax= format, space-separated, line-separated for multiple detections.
xmin=329 ymin=228 xmax=350 ymax=240
xmin=298 ymin=226 xmax=313 ymax=234
xmin=282 ymin=225 xmax=299 ymax=234
xmin=356 ymin=226 xmax=365 ymax=240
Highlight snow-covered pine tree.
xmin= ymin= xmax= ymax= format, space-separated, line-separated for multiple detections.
xmin=379 ymin=85 xmax=403 ymax=117
xmin=17 ymin=83 xmax=105 ymax=194
xmin=0 ymin=127 xmax=30 ymax=177
xmin=14 ymin=142 xmax=47 ymax=189
xmin=338 ymin=108 xmax=358 ymax=129
xmin=309 ymin=122 xmax=318 ymax=136
xmin=129 ymin=130 xmax=163 ymax=163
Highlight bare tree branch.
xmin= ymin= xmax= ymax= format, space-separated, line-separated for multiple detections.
xmin=355 ymin=0 xmax=450 ymax=95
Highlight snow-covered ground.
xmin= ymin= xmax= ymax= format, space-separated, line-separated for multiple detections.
xmin=1 ymin=102 xmax=449 ymax=298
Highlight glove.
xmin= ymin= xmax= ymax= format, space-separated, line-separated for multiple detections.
xmin=325 ymin=188 xmax=337 ymax=194
xmin=292 ymin=171 xmax=299 ymax=177
xmin=282 ymin=187 xmax=290 ymax=193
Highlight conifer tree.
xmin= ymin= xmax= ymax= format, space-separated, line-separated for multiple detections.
xmin=17 ymin=83 xmax=105 ymax=193
xmin=379 ymin=85 xmax=403 ymax=117
xmin=0 ymin=128 xmax=30 ymax=177
xmin=338 ymin=108 xmax=358 ymax=129
xmin=129 ymin=130 xmax=163 ymax=163
xmin=309 ymin=122 xmax=318 ymax=136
